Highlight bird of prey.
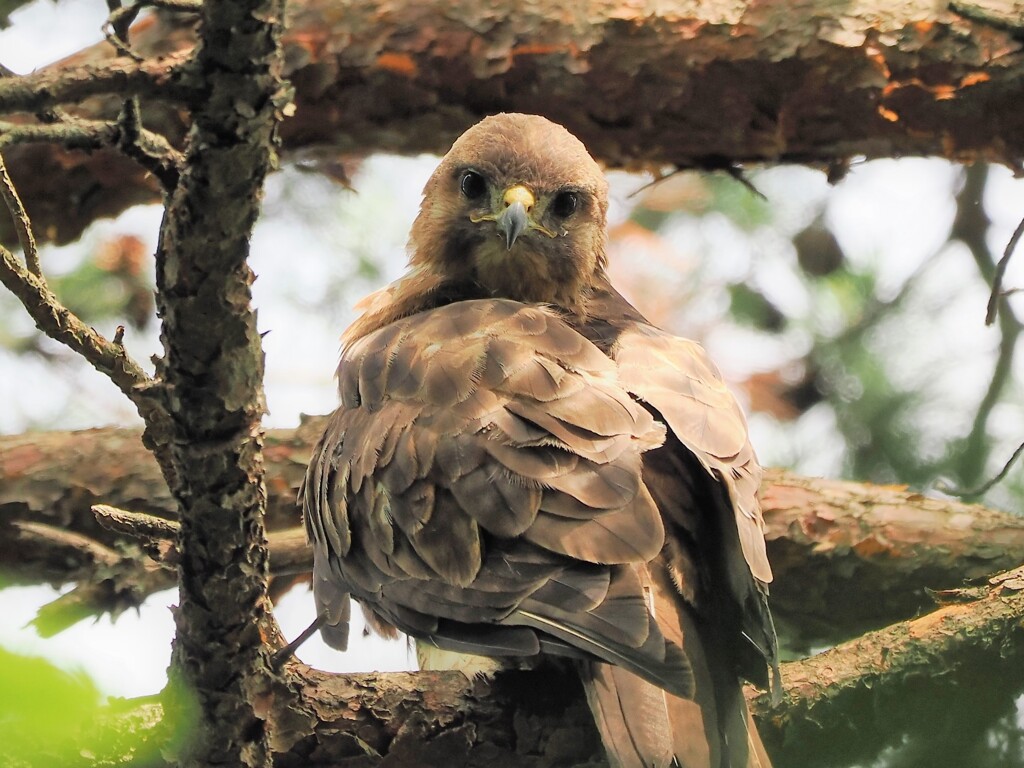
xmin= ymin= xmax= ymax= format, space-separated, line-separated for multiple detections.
xmin=302 ymin=113 xmax=778 ymax=768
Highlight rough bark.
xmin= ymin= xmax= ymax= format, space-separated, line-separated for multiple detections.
xmin=2 ymin=0 xmax=1024 ymax=245
xmin=759 ymin=468 xmax=1024 ymax=645
xmin=143 ymin=1 xmax=288 ymax=766
xmin=749 ymin=565 xmax=1024 ymax=767
xmin=2 ymin=426 xmax=1022 ymax=645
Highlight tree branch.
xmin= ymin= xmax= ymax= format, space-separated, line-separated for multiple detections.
xmin=749 ymin=564 xmax=1024 ymax=767
xmin=0 ymin=239 xmax=156 ymax=407
xmin=49 ymin=564 xmax=1024 ymax=767
xmin=3 ymin=0 xmax=1024 ymax=245
xmin=3 ymin=427 xmax=1022 ymax=646
xmin=0 ymin=151 xmax=39 ymax=274
xmin=0 ymin=51 xmax=193 ymax=114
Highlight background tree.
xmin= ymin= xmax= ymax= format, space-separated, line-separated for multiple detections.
xmin=0 ymin=1 xmax=1023 ymax=766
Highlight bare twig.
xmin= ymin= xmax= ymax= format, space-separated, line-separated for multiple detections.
xmin=103 ymin=0 xmax=203 ymax=60
xmin=115 ymin=97 xmax=183 ymax=189
xmin=0 ymin=52 xmax=193 ymax=114
xmin=950 ymin=163 xmax=1022 ymax=490
xmin=0 ymin=151 xmax=39 ymax=275
xmin=940 ymin=439 xmax=1024 ymax=499
xmin=724 ymin=164 xmax=768 ymax=201
xmin=627 ymin=164 xmax=767 ymax=201
xmin=93 ymin=504 xmax=180 ymax=540
xmin=0 ymin=241 xmax=155 ymax=404
xmin=104 ymin=1 xmax=145 ymax=62
xmin=986 ymin=213 xmax=1024 ymax=325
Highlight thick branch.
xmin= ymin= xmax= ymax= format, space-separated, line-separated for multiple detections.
xmin=749 ymin=565 xmax=1024 ymax=766
xmin=59 ymin=565 xmax=1024 ymax=767
xmin=2 ymin=427 xmax=1022 ymax=644
xmin=759 ymin=468 xmax=1024 ymax=643
xmin=3 ymin=0 xmax=1024 ymax=245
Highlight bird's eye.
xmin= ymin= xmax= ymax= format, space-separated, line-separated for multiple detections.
xmin=550 ymin=190 xmax=579 ymax=218
xmin=460 ymin=170 xmax=487 ymax=201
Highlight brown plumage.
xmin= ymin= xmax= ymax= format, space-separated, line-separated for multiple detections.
xmin=301 ymin=113 xmax=778 ymax=768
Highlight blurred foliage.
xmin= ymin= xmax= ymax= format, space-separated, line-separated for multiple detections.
xmin=0 ymin=644 xmax=167 ymax=766
xmin=612 ymin=161 xmax=1023 ymax=518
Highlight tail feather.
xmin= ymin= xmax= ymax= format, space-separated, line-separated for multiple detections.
xmin=582 ymin=661 xmax=707 ymax=768
xmin=581 ymin=661 xmax=766 ymax=768
xmin=580 ymin=560 xmax=771 ymax=768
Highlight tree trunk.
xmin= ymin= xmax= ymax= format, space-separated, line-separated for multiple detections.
xmin=142 ymin=1 xmax=287 ymax=766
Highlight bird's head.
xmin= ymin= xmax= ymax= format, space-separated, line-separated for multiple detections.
xmin=409 ymin=113 xmax=609 ymax=314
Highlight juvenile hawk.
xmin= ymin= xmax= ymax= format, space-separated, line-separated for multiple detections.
xmin=302 ymin=113 xmax=777 ymax=768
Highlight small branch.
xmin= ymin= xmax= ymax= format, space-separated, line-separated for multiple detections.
xmin=115 ymin=98 xmax=183 ymax=190
xmin=13 ymin=521 xmax=121 ymax=569
xmin=93 ymin=504 xmax=179 ymax=540
xmin=0 ymin=119 xmax=119 ymax=151
xmin=0 ymin=114 xmax=183 ymax=189
xmin=941 ymin=438 xmax=1024 ymax=499
xmin=93 ymin=504 xmax=312 ymax=575
xmin=0 ymin=52 xmax=193 ymax=114
xmin=30 ymin=562 xmax=174 ymax=637
xmin=951 ymin=163 xmax=1022 ymax=489
xmin=0 ymin=151 xmax=39 ymax=275
xmin=104 ymin=0 xmax=201 ymax=60
xmin=986 ymin=213 xmax=1024 ymax=325
xmin=0 ymin=240 xmax=156 ymax=408
xmin=104 ymin=1 xmax=145 ymax=62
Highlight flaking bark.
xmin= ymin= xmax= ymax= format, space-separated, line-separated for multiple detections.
xmin=2 ymin=0 xmax=1024 ymax=245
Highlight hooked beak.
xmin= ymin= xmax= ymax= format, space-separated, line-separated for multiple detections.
xmin=496 ymin=185 xmax=534 ymax=250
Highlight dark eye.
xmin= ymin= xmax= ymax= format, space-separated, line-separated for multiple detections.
xmin=460 ymin=170 xmax=487 ymax=201
xmin=550 ymin=190 xmax=579 ymax=218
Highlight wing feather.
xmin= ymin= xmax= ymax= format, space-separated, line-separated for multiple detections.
xmin=301 ymin=299 xmax=672 ymax=683
xmin=613 ymin=324 xmax=772 ymax=585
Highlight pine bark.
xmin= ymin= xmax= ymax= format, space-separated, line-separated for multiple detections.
xmin=2 ymin=0 xmax=1024 ymax=245
xmin=2 ymin=426 xmax=1022 ymax=645
xmin=59 ymin=566 xmax=1024 ymax=767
